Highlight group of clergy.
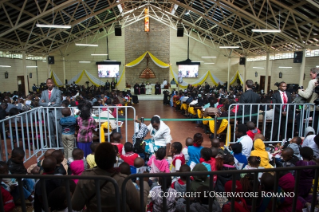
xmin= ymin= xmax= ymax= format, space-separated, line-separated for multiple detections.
xmin=133 ymin=82 xmax=162 ymax=95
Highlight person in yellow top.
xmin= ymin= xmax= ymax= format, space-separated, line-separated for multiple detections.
xmin=86 ymin=142 xmax=100 ymax=168
xmin=250 ymin=139 xmax=273 ymax=168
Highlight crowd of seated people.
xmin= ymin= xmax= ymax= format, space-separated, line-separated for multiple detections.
xmin=1 ymin=79 xmax=319 ymax=211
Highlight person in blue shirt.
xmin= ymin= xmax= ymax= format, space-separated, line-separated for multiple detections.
xmin=231 ymin=142 xmax=248 ymax=169
xmin=59 ymin=107 xmax=77 ymax=160
xmin=187 ymin=133 xmax=204 ymax=170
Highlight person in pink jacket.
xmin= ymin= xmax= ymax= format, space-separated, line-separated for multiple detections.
xmin=147 ymin=148 xmax=170 ymax=173
xmin=70 ymin=149 xmax=85 ymax=184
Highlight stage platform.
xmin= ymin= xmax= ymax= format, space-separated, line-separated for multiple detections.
xmin=136 ymin=94 xmax=164 ymax=101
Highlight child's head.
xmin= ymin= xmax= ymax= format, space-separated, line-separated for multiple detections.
xmin=193 ymin=133 xmax=203 ymax=146
xmin=211 ymin=147 xmax=218 ymax=158
xmin=112 ymin=132 xmax=121 ymax=143
xmin=119 ymin=162 xmax=131 ymax=175
xmin=246 ymin=121 xmax=256 ymax=130
xmin=31 ymin=166 xmax=40 ymax=175
xmin=61 ymin=100 xmax=69 ymax=107
xmin=254 ymin=133 xmax=265 ymax=141
xmin=159 ymin=176 xmax=172 ymax=191
xmin=51 ymin=150 xmax=64 ymax=165
xmin=231 ymin=142 xmax=242 ymax=154
xmin=90 ymin=142 xmax=100 ymax=154
xmin=61 ymin=107 xmax=71 ymax=117
xmin=171 ymin=142 xmax=182 ymax=154
xmin=261 ymin=172 xmax=275 ymax=191
xmin=185 ymin=137 xmax=193 ymax=147
xmin=196 ymin=186 xmax=211 ymax=204
xmin=95 ymin=143 xmax=117 ymax=170
xmin=11 ymin=147 xmax=25 ymax=164
xmin=0 ymin=161 xmax=8 ymax=174
xmin=300 ymin=147 xmax=313 ymax=161
xmin=124 ymin=142 xmax=133 ymax=152
xmin=290 ymin=137 xmax=302 ymax=145
xmin=48 ymin=182 xmax=76 ymax=211
xmin=281 ymin=148 xmax=294 ymax=162
xmin=134 ymin=157 xmax=145 ymax=168
xmin=180 ymin=164 xmax=190 ymax=181
xmin=210 ymin=138 xmax=221 ymax=148
xmin=42 ymin=156 xmax=57 ymax=173
xmin=156 ymin=148 xmax=166 ymax=160
xmin=223 ymin=154 xmax=235 ymax=165
xmin=248 ymin=156 xmax=261 ymax=167
xmin=44 ymin=149 xmax=55 ymax=158
xmin=200 ymin=148 xmax=212 ymax=161
xmin=72 ymin=149 xmax=84 ymax=160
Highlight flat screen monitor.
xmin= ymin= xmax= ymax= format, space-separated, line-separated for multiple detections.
xmin=97 ymin=65 xmax=119 ymax=78
xmin=178 ymin=65 xmax=199 ymax=78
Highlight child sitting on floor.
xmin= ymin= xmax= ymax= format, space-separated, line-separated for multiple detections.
xmin=281 ymin=148 xmax=299 ymax=175
xmin=215 ymin=155 xmax=240 ymax=192
xmin=111 ymin=132 xmax=124 ymax=156
xmin=86 ymin=142 xmax=99 ymax=169
xmin=182 ymin=137 xmax=193 ymax=163
xmin=70 ymin=149 xmax=85 ymax=184
xmin=171 ymin=164 xmax=190 ymax=194
xmin=51 ymin=150 xmax=67 ymax=175
xmin=147 ymin=147 xmax=170 ymax=173
xmin=187 ymin=133 xmax=204 ymax=170
xmin=170 ymin=142 xmax=185 ymax=172
xmin=246 ymin=121 xmax=260 ymax=141
xmin=7 ymin=147 xmax=27 ymax=174
xmin=241 ymin=156 xmax=264 ymax=179
xmin=121 ymin=142 xmax=139 ymax=166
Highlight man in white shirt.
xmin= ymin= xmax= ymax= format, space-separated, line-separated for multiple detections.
xmin=302 ymin=134 xmax=319 ymax=159
xmin=235 ymin=124 xmax=253 ymax=159
xmin=161 ymin=79 xmax=168 ymax=89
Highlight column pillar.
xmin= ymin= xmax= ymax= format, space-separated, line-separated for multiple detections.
xmin=22 ymin=51 xmax=28 ymax=96
xmin=299 ymin=49 xmax=306 ymax=87
xmin=227 ymin=57 xmax=231 ymax=91
xmin=63 ymin=57 xmax=66 ymax=87
xmin=264 ymin=52 xmax=270 ymax=92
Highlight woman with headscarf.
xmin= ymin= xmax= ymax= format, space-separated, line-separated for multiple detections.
xmin=250 ymin=139 xmax=273 ymax=168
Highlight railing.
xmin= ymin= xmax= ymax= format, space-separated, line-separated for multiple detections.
xmin=2 ymin=165 xmax=318 ymax=212
xmin=0 ymin=174 xmax=120 ymax=212
xmin=0 ymin=106 xmax=135 ymax=162
xmin=122 ymin=165 xmax=319 ymax=212
xmin=227 ymin=103 xmax=318 ymax=143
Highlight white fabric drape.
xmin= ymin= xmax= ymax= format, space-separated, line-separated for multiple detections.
xmin=67 ymin=71 xmax=83 ymax=85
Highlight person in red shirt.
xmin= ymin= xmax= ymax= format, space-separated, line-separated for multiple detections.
xmin=120 ymin=142 xmax=139 ymax=166
xmin=111 ymin=132 xmax=123 ymax=156
xmin=1 ymin=187 xmax=15 ymax=212
xmin=171 ymin=164 xmax=190 ymax=193
xmin=246 ymin=121 xmax=260 ymax=141
xmin=170 ymin=142 xmax=185 ymax=172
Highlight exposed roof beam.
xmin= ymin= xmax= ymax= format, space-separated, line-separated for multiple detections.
xmin=0 ymin=0 xmax=77 ymax=38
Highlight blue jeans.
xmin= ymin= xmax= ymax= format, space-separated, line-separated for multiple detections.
xmin=11 ymin=178 xmax=35 ymax=200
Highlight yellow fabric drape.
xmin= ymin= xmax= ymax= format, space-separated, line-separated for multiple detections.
xmin=230 ymin=71 xmax=243 ymax=85
xmin=75 ymin=71 xmax=85 ymax=84
xmin=125 ymin=52 xmax=148 ymax=67
xmin=50 ymin=72 xmax=63 ymax=87
xmin=100 ymin=122 xmax=112 ymax=143
xmin=208 ymin=119 xmax=228 ymax=135
xmin=197 ymin=109 xmax=203 ymax=119
xmin=116 ymin=67 xmax=125 ymax=87
xmin=203 ymin=116 xmax=211 ymax=125
xmin=148 ymin=52 xmax=170 ymax=68
xmin=225 ymin=123 xmax=231 ymax=146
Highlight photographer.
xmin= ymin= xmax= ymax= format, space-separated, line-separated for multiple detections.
xmin=298 ymin=68 xmax=319 ymax=132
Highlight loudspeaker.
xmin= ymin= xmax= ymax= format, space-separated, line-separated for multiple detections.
xmin=65 ymin=79 xmax=68 ymax=84
xmin=115 ymin=25 xmax=122 ymax=36
xmin=48 ymin=56 xmax=55 ymax=64
xmin=239 ymin=57 xmax=246 ymax=65
xmin=293 ymin=51 xmax=303 ymax=63
xmin=177 ymin=24 xmax=184 ymax=37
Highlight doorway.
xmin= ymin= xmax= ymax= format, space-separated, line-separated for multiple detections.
xmin=17 ymin=76 xmax=25 ymax=94
xmin=259 ymin=76 xmax=271 ymax=92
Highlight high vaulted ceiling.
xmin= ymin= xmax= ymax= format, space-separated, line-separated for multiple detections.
xmin=0 ymin=0 xmax=319 ymax=56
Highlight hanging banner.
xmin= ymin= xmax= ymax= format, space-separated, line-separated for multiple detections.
xmin=229 ymin=70 xmax=244 ymax=85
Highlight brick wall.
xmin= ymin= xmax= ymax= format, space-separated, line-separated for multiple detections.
xmin=125 ymin=19 xmax=169 ymax=85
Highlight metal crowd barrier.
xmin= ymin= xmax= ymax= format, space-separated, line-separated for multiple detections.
xmin=227 ymin=103 xmax=318 ymax=143
xmin=122 ymin=165 xmax=319 ymax=212
xmin=0 ymin=106 xmax=135 ymax=163
xmin=0 ymin=174 xmax=120 ymax=212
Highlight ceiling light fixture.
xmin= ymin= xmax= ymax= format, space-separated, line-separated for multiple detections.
xmin=204 ymin=63 xmax=215 ymax=64
xmin=251 ymin=29 xmax=281 ymax=33
xmin=79 ymin=61 xmax=91 ymax=63
xmin=91 ymin=54 xmax=108 ymax=56
xmin=201 ymin=56 xmax=216 ymax=58
xmin=279 ymin=66 xmax=292 ymax=68
xmin=0 ymin=65 xmax=11 ymax=67
xmin=36 ymin=24 xmax=71 ymax=29
xmin=253 ymin=67 xmax=264 ymax=69
xmin=26 ymin=66 xmax=38 ymax=68
xmin=219 ymin=46 xmax=240 ymax=49
xmin=76 ymin=44 xmax=98 ymax=47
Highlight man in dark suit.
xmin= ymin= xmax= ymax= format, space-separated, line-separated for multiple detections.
xmin=105 ymin=80 xmax=110 ymax=91
xmin=111 ymin=79 xmax=116 ymax=90
xmin=238 ymin=80 xmax=261 ymax=124
xmin=271 ymin=82 xmax=293 ymax=141
xmin=39 ymin=78 xmax=62 ymax=147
